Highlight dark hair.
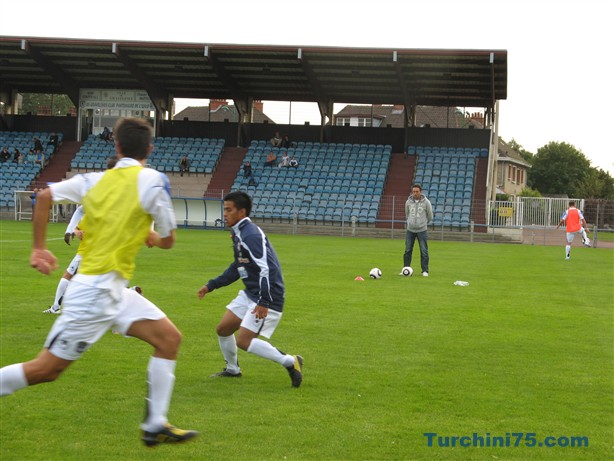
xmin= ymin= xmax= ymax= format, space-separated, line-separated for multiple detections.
xmin=113 ymin=118 xmax=153 ymax=160
xmin=412 ymin=184 xmax=422 ymax=191
xmin=569 ymin=201 xmax=576 ymax=206
xmin=224 ymin=190 xmax=252 ymax=216
xmin=106 ymin=155 xmax=118 ymax=169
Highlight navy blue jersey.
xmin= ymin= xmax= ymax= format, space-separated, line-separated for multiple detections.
xmin=206 ymin=218 xmax=285 ymax=312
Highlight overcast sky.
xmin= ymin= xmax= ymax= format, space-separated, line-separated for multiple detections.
xmin=2 ymin=0 xmax=612 ymax=174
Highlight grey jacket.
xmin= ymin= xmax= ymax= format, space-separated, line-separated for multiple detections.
xmin=405 ymin=194 xmax=433 ymax=232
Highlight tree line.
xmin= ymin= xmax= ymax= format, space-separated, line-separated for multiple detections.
xmin=509 ymin=139 xmax=614 ymax=200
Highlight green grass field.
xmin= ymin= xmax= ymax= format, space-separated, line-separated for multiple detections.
xmin=1 ymin=220 xmax=612 ymax=461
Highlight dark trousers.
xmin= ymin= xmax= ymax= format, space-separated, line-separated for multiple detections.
xmin=404 ymin=230 xmax=429 ymax=273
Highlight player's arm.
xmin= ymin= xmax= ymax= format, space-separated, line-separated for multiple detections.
xmin=556 ymin=211 xmax=567 ymax=229
xmin=246 ymin=236 xmax=273 ymax=309
xmin=31 ymin=188 xmax=58 ymax=275
xmin=146 ymin=229 xmax=175 ymax=249
xmin=141 ymin=171 xmax=177 ymax=250
xmin=199 ymin=262 xmax=240 ymax=299
xmin=64 ymin=205 xmax=85 ymax=244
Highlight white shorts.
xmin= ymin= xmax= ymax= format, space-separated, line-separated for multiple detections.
xmin=566 ymin=230 xmax=583 ymax=244
xmin=226 ymin=290 xmax=282 ymax=339
xmin=44 ymin=279 xmax=165 ymax=361
xmin=65 ymin=253 xmax=82 ymax=276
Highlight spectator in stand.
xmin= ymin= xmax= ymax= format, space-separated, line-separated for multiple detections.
xmin=265 ymin=151 xmax=276 ymax=167
xmin=242 ymin=161 xmax=257 ymax=186
xmin=13 ymin=148 xmax=23 ymax=164
xmin=100 ymin=127 xmax=112 ymax=142
xmin=27 ymin=149 xmax=36 ymax=165
xmin=48 ymin=132 xmax=59 ymax=154
xmin=179 ymin=155 xmax=190 ymax=177
xmin=289 ymin=156 xmax=299 ymax=168
xmin=281 ymin=135 xmax=292 ymax=149
xmin=33 ymin=137 xmax=44 ymax=153
xmin=35 ymin=151 xmax=45 ymax=167
xmin=243 ymin=161 xmax=253 ymax=178
xmin=270 ymin=131 xmax=282 ymax=147
xmin=278 ymin=151 xmax=290 ymax=168
xmin=0 ymin=147 xmax=10 ymax=163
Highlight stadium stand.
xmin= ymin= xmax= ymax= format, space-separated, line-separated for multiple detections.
xmin=0 ymin=131 xmax=61 ymax=208
xmin=1 ymin=128 xmax=491 ymax=232
xmin=70 ymin=135 xmax=224 ymax=175
xmin=409 ymin=145 xmax=488 ymax=228
xmin=232 ymin=141 xmax=391 ymax=224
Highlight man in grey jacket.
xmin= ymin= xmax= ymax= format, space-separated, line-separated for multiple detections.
xmin=404 ymin=184 xmax=433 ymax=276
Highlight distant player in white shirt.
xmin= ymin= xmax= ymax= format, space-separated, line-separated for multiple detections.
xmin=44 ymin=157 xmax=119 ymax=314
xmin=43 ymin=206 xmax=85 ymax=314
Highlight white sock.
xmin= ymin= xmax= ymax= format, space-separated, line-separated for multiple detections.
xmin=0 ymin=363 xmax=28 ymax=396
xmin=565 ymin=245 xmax=571 ymax=257
xmin=247 ymin=338 xmax=294 ymax=368
xmin=218 ymin=335 xmax=240 ymax=373
xmin=53 ymin=278 xmax=70 ymax=306
xmin=141 ymin=357 xmax=176 ymax=432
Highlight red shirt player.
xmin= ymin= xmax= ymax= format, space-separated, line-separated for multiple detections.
xmin=556 ymin=201 xmax=591 ymax=259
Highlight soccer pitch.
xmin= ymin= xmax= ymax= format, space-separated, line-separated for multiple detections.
xmin=1 ymin=220 xmax=612 ymax=461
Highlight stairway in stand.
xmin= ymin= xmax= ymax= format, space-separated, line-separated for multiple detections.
xmin=376 ymin=152 xmax=416 ymax=228
xmin=32 ymin=141 xmax=82 ymax=189
xmin=204 ymin=147 xmax=247 ymax=198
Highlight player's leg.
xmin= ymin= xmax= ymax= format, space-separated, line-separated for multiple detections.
xmin=212 ymin=309 xmax=243 ymax=376
xmin=0 ymin=350 xmax=73 ymax=396
xmin=118 ymin=289 xmax=197 ymax=446
xmin=581 ymin=228 xmax=591 ymax=247
xmin=44 ymin=272 xmax=71 ymax=313
xmin=210 ymin=291 xmax=250 ymax=376
xmin=44 ymin=254 xmax=80 ymax=314
xmin=4 ymin=278 xmax=112 ymax=395
xmin=565 ymin=232 xmax=574 ymax=259
xmin=236 ymin=309 xmax=303 ymax=387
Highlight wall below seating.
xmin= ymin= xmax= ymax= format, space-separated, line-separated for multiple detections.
xmin=3 ymin=115 xmax=492 ymax=153
xmin=3 ymin=115 xmax=78 ymax=141
xmin=172 ymin=197 xmax=224 ymax=228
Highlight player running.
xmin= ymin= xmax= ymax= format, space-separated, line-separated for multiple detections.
xmin=43 ymin=205 xmax=84 ymax=314
xmin=197 ymin=191 xmax=303 ymax=387
xmin=0 ymin=118 xmax=198 ymax=446
xmin=556 ymin=200 xmax=591 ymax=260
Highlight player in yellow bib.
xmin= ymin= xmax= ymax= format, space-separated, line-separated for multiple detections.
xmin=0 ymin=118 xmax=198 ymax=447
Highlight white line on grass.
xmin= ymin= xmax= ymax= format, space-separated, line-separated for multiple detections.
xmin=0 ymin=238 xmax=64 ymax=243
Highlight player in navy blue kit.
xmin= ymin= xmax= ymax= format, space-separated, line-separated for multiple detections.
xmin=198 ymin=191 xmax=303 ymax=387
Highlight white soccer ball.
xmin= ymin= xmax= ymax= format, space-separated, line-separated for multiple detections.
xmin=369 ymin=268 xmax=382 ymax=279
xmin=401 ymin=266 xmax=414 ymax=277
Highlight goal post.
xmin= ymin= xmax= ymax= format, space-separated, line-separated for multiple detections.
xmin=14 ymin=190 xmax=62 ymax=222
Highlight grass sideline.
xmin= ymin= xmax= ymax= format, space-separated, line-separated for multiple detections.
xmin=1 ymin=220 xmax=612 ymax=461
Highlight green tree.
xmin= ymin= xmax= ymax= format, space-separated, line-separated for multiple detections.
xmin=520 ymin=187 xmax=541 ymax=197
xmin=577 ymin=168 xmax=614 ymax=200
xmin=508 ymin=138 xmax=534 ymax=164
xmin=20 ymin=93 xmax=74 ymax=115
xmin=528 ymin=141 xmax=590 ymax=197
